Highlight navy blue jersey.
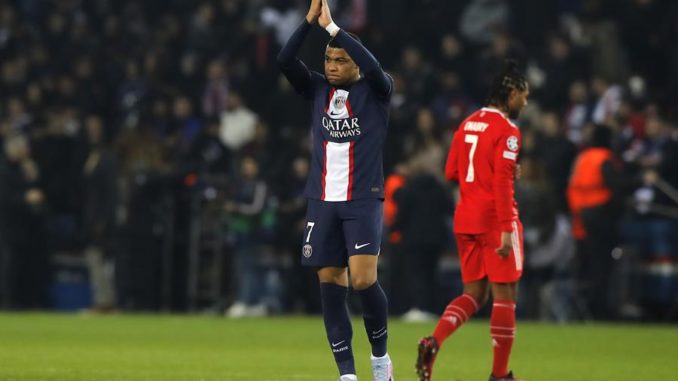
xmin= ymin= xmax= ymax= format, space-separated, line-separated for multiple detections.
xmin=278 ymin=22 xmax=393 ymax=202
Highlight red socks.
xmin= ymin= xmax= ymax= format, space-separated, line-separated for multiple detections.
xmin=432 ymin=294 xmax=517 ymax=378
xmin=432 ymin=293 xmax=479 ymax=345
xmin=490 ymin=300 xmax=516 ymax=378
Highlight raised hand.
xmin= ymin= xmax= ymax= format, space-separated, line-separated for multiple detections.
xmin=306 ymin=0 xmax=321 ymax=24
xmin=318 ymin=0 xmax=334 ymax=29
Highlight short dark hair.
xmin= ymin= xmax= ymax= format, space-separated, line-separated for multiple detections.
xmin=327 ymin=32 xmax=361 ymax=49
xmin=485 ymin=59 xmax=528 ymax=108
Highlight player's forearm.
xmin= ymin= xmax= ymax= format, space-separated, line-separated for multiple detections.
xmin=493 ymin=170 xmax=515 ymax=232
xmin=277 ymin=21 xmax=311 ymax=66
xmin=277 ymin=21 xmax=313 ymax=95
xmin=333 ymin=30 xmax=391 ymax=96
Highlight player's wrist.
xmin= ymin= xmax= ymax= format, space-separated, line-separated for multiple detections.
xmin=305 ymin=13 xmax=318 ymax=24
xmin=325 ymin=22 xmax=340 ymax=37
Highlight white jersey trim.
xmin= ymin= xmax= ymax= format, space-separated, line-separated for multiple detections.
xmin=511 ymin=221 xmax=523 ymax=271
xmin=323 ymin=141 xmax=351 ymax=202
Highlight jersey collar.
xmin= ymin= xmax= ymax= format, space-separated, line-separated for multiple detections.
xmin=481 ymin=107 xmax=505 ymax=116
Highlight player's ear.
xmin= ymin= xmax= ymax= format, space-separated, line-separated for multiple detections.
xmin=508 ymin=88 xmax=519 ymax=102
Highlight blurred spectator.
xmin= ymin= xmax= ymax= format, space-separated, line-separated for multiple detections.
xmin=567 ymin=125 xmax=623 ymax=319
xmin=169 ymin=95 xmax=203 ymax=156
xmin=202 ymin=59 xmax=230 ymax=118
xmin=186 ymin=2 xmax=219 ymax=55
xmin=459 ymin=0 xmax=510 ymax=45
xmin=260 ymin=0 xmax=304 ymax=46
xmin=436 ymin=34 xmax=471 ymax=80
xmin=393 ymin=173 xmax=453 ymax=320
xmin=32 ymin=108 xmax=83 ymax=251
xmin=187 ymin=117 xmax=232 ymax=174
xmin=225 ymin=156 xmax=276 ymax=318
xmin=276 ymin=156 xmax=319 ymax=313
xmin=537 ymin=33 xmax=587 ymax=112
xmin=626 ymin=117 xmax=678 ymax=258
xmin=114 ymin=124 xmax=172 ymax=311
xmin=592 ymin=77 xmax=623 ymax=125
xmin=219 ymin=92 xmax=258 ymax=152
xmin=81 ymin=116 xmax=117 ymax=312
xmin=5 ymin=97 xmax=33 ymax=133
xmin=515 ymin=156 xmax=574 ymax=320
xmin=398 ymin=47 xmax=437 ymax=107
xmin=563 ymin=80 xmax=593 ymax=145
xmin=384 ymin=162 xmax=409 ymax=315
xmin=404 ymin=109 xmax=445 ymax=179
xmin=431 ymin=71 xmax=475 ymax=130
xmin=579 ymin=12 xmax=629 ymax=82
xmin=0 ymin=134 xmax=49 ymax=309
xmin=263 ymin=75 xmax=309 ymax=142
xmin=534 ymin=111 xmax=577 ymax=213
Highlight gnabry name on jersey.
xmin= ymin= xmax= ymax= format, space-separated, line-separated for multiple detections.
xmin=322 ymin=89 xmax=361 ymax=138
xmin=463 ymin=121 xmax=489 ymax=132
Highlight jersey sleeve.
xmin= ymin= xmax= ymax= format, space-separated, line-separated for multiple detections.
xmin=444 ymin=130 xmax=462 ymax=181
xmin=493 ymin=124 xmax=520 ymax=232
xmin=333 ymin=30 xmax=392 ymax=99
xmin=277 ymin=21 xmax=316 ymax=99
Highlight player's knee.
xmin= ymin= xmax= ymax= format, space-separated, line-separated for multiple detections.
xmin=464 ymin=289 xmax=489 ymax=306
xmin=350 ymin=275 xmax=376 ymax=291
xmin=475 ymin=292 xmax=490 ymax=306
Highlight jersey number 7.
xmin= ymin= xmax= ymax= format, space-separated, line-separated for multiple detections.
xmin=464 ymin=134 xmax=478 ymax=183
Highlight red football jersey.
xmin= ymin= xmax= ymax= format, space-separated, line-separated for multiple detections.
xmin=445 ymin=107 xmax=521 ymax=234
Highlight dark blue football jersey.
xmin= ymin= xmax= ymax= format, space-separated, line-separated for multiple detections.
xmin=304 ymin=73 xmax=391 ymax=201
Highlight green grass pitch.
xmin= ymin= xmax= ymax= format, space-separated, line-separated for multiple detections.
xmin=0 ymin=313 xmax=675 ymax=380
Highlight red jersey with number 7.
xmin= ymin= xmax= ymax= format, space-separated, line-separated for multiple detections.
xmin=445 ymin=107 xmax=521 ymax=234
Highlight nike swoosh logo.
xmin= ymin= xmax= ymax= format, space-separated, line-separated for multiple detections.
xmin=354 ymin=243 xmax=371 ymax=250
xmin=328 ymin=111 xmax=343 ymax=116
xmin=372 ymin=327 xmax=386 ymax=335
xmin=331 ymin=340 xmax=345 ymax=347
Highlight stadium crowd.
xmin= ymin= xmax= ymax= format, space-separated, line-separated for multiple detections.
xmin=0 ymin=0 xmax=677 ymax=321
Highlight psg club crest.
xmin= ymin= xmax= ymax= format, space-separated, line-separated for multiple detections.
xmin=334 ymin=96 xmax=346 ymax=110
xmin=303 ymin=244 xmax=313 ymax=258
xmin=327 ymin=89 xmax=350 ymax=119
xmin=507 ymin=136 xmax=519 ymax=152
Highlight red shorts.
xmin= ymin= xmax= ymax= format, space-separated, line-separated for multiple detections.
xmin=455 ymin=220 xmax=524 ymax=283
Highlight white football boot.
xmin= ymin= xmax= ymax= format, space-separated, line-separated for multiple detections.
xmin=371 ymin=353 xmax=394 ymax=381
xmin=339 ymin=374 xmax=358 ymax=381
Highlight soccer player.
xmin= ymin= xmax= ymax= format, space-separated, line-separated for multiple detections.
xmin=276 ymin=1 xmax=394 ymax=380
xmin=415 ymin=60 xmax=529 ymax=381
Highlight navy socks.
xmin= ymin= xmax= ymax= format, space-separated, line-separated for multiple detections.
xmin=320 ymin=283 xmax=355 ymax=376
xmin=320 ymin=281 xmax=389 ymax=375
xmin=357 ymin=281 xmax=389 ymax=357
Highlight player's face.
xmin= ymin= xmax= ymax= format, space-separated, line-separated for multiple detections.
xmin=324 ymin=47 xmax=359 ymax=86
xmin=507 ymin=86 xmax=529 ymax=119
